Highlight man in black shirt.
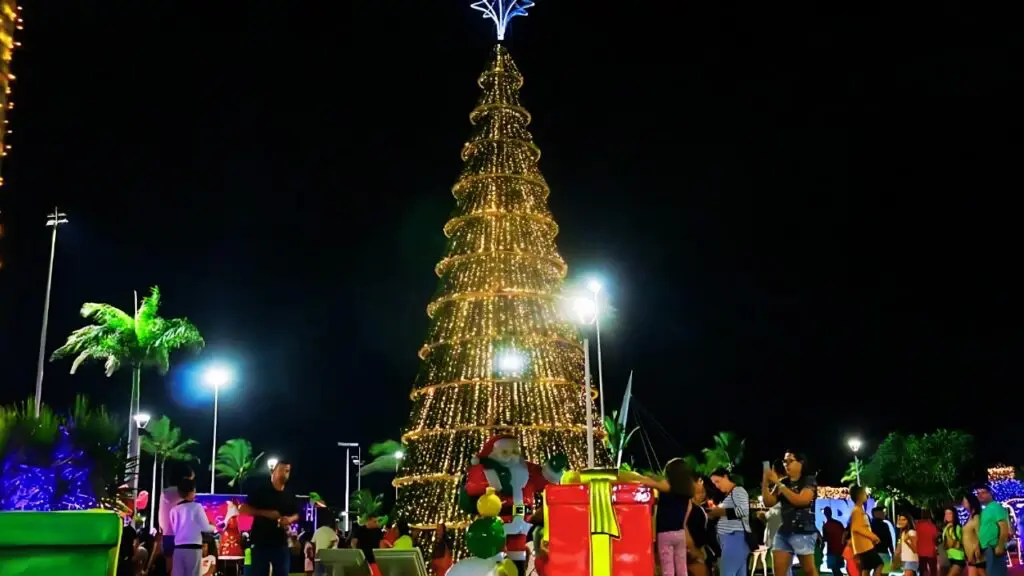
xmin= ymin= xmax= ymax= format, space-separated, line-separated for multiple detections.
xmin=871 ymin=507 xmax=895 ymax=564
xmin=350 ymin=515 xmax=384 ymax=572
xmin=240 ymin=460 xmax=299 ymax=576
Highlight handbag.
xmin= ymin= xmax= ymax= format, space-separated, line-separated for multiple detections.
xmin=728 ymin=489 xmax=760 ymax=550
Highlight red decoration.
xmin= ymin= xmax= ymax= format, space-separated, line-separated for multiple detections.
xmin=544 ymin=481 xmax=657 ymax=576
xmin=136 ymin=491 xmax=149 ymax=513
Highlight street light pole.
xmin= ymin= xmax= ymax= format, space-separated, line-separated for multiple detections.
xmin=847 ymin=437 xmax=863 ymax=485
xmin=210 ymin=384 xmax=219 ymax=494
xmin=590 ymin=282 xmax=606 ymax=423
xmin=338 ymin=442 xmax=359 ymax=533
xmin=584 ymin=338 xmax=595 ymax=468
xmin=394 ymin=450 xmax=405 ymax=500
xmin=203 ymin=365 xmax=233 ymax=493
xmin=33 ymin=208 xmax=68 ymax=416
xmin=134 ymin=412 xmax=151 ymax=524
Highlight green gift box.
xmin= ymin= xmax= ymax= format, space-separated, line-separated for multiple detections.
xmin=0 ymin=511 xmax=122 ymax=576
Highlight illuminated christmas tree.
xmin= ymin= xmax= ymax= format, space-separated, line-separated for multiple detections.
xmin=394 ymin=43 xmax=602 ymax=539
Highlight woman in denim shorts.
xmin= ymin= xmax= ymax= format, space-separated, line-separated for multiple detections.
xmin=762 ymin=452 xmax=819 ymax=576
xmin=897 ymin=514 xmax=920 ymax=575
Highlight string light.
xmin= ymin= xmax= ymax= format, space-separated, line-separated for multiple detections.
xmin=396 ymin=44 xmax=608 ymax=561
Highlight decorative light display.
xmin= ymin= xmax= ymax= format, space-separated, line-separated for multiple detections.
xmin=0 ymin=2 xmax=23 ymax=268
xmin=988 ymin=466 xmax=1017 ymax=482
xmin=816 ymin=486 xmax=851 ymax=500
xmin=471 ymin=0 xmax=535 ymax=41
xmin=1 ymin=428 xmax=99 ymax=511
xmin=395 ymin=43 xmax=605 ymax=551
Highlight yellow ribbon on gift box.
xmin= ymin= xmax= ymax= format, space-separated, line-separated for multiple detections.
xmin=545 ymin=468 xmax=621 ymax=576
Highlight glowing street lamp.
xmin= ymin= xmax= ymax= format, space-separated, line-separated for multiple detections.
xmin=134 ymin=412 xmax=152 ymax=429
xmin=847 ymin=437 xmax=863 ymax=485
xmin=267 ymin=457 xmax=279 ymax=471
xmin=204 ymin=363 xmax=235 ymax=493
xmin=393 ymin=450 xmax=405 ymax=498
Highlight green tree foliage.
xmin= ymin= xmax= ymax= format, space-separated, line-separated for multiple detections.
xmin=681 ymin=432 xmax=746 ymax=483
xmin=215 ymin=438 xmax=265 ymax=488
xmin=602 ymin=410 xmax=639 ymax=467
xmin=51 ymin=286 xmax=205 ymax=474
xmin=0 ymin=396 xmax=134 ymax=512
xmin=861 ymin=430 xmax=974 ymax=508
xmin=141 ymin=416 xmax=197 ymax=480
xmin=360 ymin=440 xmax=405 ymax=476
xmin=842 ymin=460 xmax=860 ymax=484
xmin=350 ymin=489 xmax=388 ymax=526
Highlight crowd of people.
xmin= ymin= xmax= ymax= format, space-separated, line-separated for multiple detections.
xmin=116 ymin=458 xmax=454 ymax=576
xmin=114 ymin=451 xmax=1015 ymax=576
xmin=630 ymin=450 xmax=1015 ymax=576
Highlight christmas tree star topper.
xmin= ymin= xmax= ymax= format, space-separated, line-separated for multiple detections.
xmin=471 ymin=0 xmax=535 ymax=41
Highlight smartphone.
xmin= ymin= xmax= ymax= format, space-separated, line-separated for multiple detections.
xmin=762 ymin=460 xmax=771 ymax=472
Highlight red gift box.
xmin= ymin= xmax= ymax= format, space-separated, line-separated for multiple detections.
xmin=543 ymin=471 xmax=657 ymax=576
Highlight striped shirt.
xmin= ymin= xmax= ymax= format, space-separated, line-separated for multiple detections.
xmin=717 ymin=486 xmax=750 ymax=534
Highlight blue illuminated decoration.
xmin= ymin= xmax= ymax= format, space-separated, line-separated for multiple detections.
xmin=471 ymin=0 xmax=535 ymax=41
xmin=1 ymin=427 xmax=100 ymax=511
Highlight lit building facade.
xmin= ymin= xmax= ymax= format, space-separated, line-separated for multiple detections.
xmin=0 ymin=0 xmax=21 ymax=268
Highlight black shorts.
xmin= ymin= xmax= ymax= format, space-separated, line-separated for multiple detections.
xmin=968 ymin=561 xmax=986 ymax=568
xmin=858 ymin=550 xmax=883 ymax=571
xmin=949 ymin=559 xmax=966 ymax=567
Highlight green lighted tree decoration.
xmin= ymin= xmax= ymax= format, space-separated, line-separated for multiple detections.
xmin=51 ymin=286 xmax=204 ymax=484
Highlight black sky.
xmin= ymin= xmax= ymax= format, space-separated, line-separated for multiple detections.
xmin=0 ymin=1 xmax=1018 ymax=504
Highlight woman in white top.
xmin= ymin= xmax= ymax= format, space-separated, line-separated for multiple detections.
xmin=897 ymin=513 xmax=920 ymax=576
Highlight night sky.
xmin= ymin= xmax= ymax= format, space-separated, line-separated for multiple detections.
xmin=0 ymin=1 xmax=1018 ymax=504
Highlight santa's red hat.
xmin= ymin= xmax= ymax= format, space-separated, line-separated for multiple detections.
xmin=472 ymin=434 xmax=517 ymax=465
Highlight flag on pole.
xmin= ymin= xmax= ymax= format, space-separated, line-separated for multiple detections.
xmin=616 ymin=371 xmax=633 ymax=467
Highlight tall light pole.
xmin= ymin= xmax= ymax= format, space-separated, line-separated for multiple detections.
xmin=587 ymin=279 xmax=606 ymax=422
xmin=847 ymin=437 xmax=863 ymax=485
xmin=203 ymin=364 xmax=234 ymax=493
xmin=571 ymin=297 xmax=599 ymax=468
xmin=134 ymin=412 xmax=151 ymax=523
xmin=583 ymin=338 xmax=596 ymax=468
xmin=33 ymin=208 xmax=69 ymax=416
xmin=338 ymin=442 xmax=360 ymax=533
xmin=394 ymin=450 xmax=405 ymax=499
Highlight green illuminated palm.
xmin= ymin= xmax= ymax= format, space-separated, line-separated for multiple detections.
xmin=359 ymin=439 xmax=404 ymax=476
xmin=51 ymin=286 xmax=204 ymax=485
xmin=215 ymin=438 xmax=265 ymax=488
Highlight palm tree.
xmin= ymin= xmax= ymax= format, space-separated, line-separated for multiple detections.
xmin=51 ymin=286 xmax=204 ymax=493
xmin=602 ymin=410 xmax=638 ymax=468
xmin=215 ymin=438 xmax=265 ymax=489
xmin=359 ymin=440 xmax=405 ymax=476
xmin=701 ymin=431 xmax=745 ymax=473
xmin=350 ymin=489 xmax=387 ymax=526
xmin=140 ymin=416 xmax=198 ymax=527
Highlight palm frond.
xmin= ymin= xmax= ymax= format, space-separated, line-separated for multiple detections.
xmin=135 ymin=286 xmax=162 ymax=342
xmin=80 ymin=302 xmax=134 ymax=331
xmin=359 ymin=454 xmax=401 ymax=476
xmin=216 ymin=438 xmax=263 ymax=487
xmin=368 ymin=440 xmax=403 ymax=457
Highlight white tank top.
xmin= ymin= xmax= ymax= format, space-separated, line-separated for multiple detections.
xmin=901 ymin=529 xmax=919 ymax=563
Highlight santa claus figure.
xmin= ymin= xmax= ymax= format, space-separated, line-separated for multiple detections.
xmin=460 ymin=435 xmax=566 ymax=567
xmin=218 ymin=500 xmax=244 ymax=558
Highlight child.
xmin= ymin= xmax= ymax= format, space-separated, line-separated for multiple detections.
xmin=168 ymin=478 xmax=216 ymax=576
xmin=200 ymin=541 xmax=217 ymax=576
xmin=302 ymin=532 xmax=315 ymax=576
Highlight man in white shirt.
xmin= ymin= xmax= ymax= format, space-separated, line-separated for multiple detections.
xmin=159 ymin=465 xmax=195 ymax=574
xmin=168 ymin=478 xmax=216 ymax=576
xmin=311 ymin=515 xmax=340 ymax=576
